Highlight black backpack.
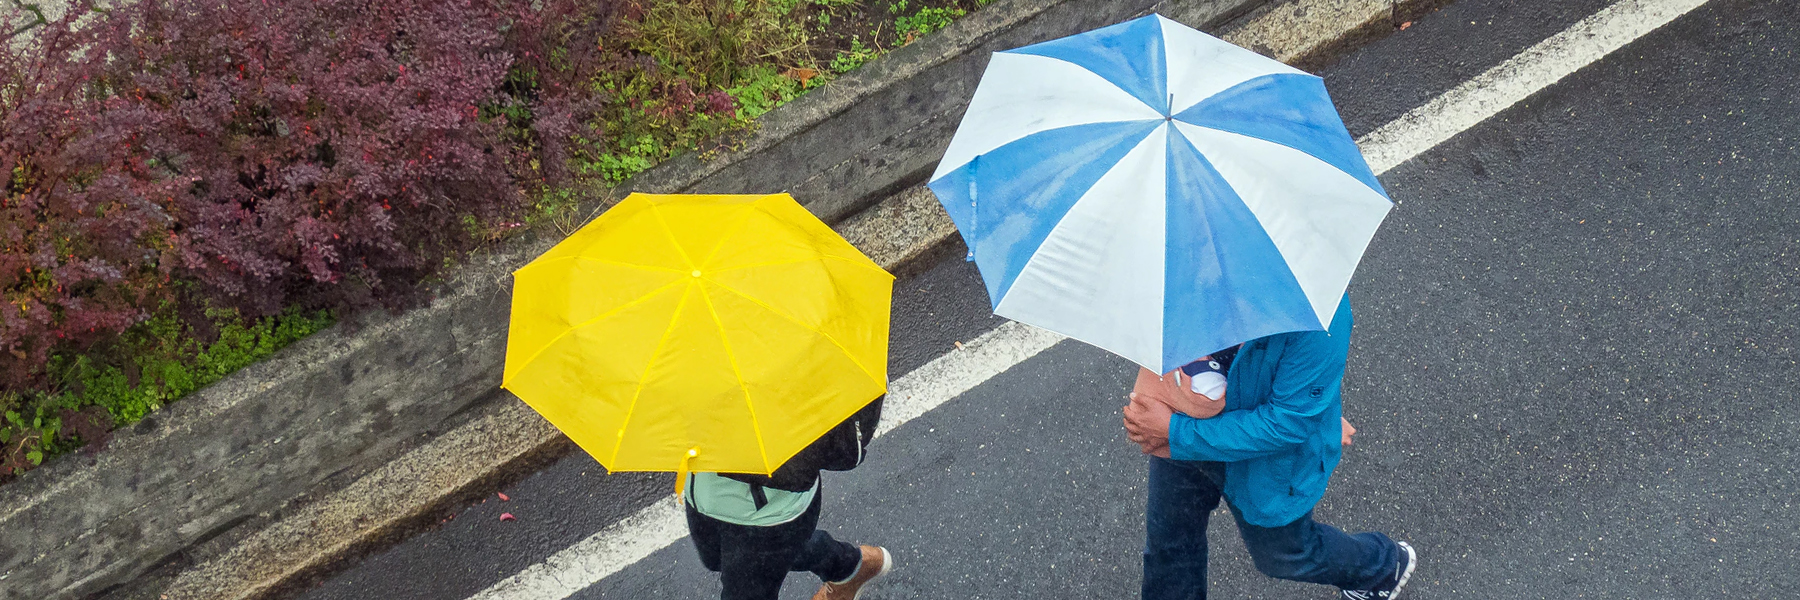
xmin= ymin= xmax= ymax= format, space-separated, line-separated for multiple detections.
xmin=722 ymin=395 xmax=883 ymax=496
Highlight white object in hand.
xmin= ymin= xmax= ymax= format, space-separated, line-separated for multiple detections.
xmin=1189 ymin=371 xmax=1226 ymax=400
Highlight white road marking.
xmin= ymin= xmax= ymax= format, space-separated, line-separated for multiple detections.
xmin=469 ymin=0 xmax=1708 ymax=597
xmin=1358 ymin=0 xmax=1711 ymax=174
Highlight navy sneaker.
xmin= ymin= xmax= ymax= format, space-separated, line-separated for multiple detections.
xmin=1341 ymin=541 xmax=1417 ymax=600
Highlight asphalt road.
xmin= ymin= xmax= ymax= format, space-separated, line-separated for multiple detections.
xmin=295 ymin=0 xmax=1800 ymax=598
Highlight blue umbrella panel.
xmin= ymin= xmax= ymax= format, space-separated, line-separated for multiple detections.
xmin=927 ymin=14 xmax=1392 ymax=373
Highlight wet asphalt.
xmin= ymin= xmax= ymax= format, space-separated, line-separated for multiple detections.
xmin=295 ymin=0 xmax=1800 ymax=598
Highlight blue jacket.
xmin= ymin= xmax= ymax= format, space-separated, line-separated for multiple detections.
xmin=1167 ymin=295 xmax=1353 ymax=527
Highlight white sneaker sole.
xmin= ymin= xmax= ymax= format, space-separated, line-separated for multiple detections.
xmin=855 ymin=547 xmax=893 ymax=600
xmin=1391 ymin=542 xmax=1418 ymax=599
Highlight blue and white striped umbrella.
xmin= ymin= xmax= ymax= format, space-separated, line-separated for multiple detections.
xmin=927 ymin=14 xmax=1392 ymax=374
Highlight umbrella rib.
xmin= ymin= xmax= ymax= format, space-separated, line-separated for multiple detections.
xmin=696 ymin=283 xmax=774 ymax=475
xmin=648 ymin=203 xmax=698 ymax=268
xmin=513 ymin=255 xmax=683 ymax=276
xmin=695 ymin=204 xmax=759 ymax=268
xmin=703 ymin=279 xmax=885 ymax=388
xmin=503 ymin=277 xmax=688 ymax=387
xmin=1173 ymin=121 xmax=1386 ymax=197
xmin=709 ymin=254 xmax=887 ymax=276
xmin=607 ymin=282 xmax=699 ymax=468
xmin=708 ymin=257 xmax=822 ymax=272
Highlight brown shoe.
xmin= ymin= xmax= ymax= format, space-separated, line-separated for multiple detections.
xmin=812 ymin=545 xmax=892 ymax=600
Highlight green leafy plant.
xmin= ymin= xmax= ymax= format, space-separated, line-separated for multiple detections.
xmin=831 ymin=36 xmax=882 ymax=73
xmin=565 ymin=0 xmax=822 ymax=190
xmin=897 ymin=6 xmax=965 ymax=41
xmin=559 ymin=0 xmax=990 ymax=194
xmin=0 ymin=305 xmax=332 ymax=475
xmin=71 ymin=307 xmax=333 ymax=424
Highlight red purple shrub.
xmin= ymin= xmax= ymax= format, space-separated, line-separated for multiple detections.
xmin=2 ymin=0 xmax=608 ymax=425
xmin=1 ymin=12 xmax=180 ymax=388
xmin=90 ymin=0 xmax=534 ymax=315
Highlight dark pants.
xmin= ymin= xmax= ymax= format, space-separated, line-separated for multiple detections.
xmin=1143 ymin=457 xmax=1399 ymax=599
xmin=685 ymin=491 xmax=862 ymax=600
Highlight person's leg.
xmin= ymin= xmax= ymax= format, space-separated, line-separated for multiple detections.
xmin=1143 ymin=457 xmax=1225 ymax=600
xmin=1227 ymin=505 xmax=1399 ymax=590
xmin=774 ymin=491 xmax=862 ymax=583
xmin=684 ymin=501 xmax=725 ymax=573
xmin=711 ymin=500 xmax=821 ymax=600
xmin=796 ymin=486 xmax=893 ymax=600
xmin=791 ymin=528 xmax=863 ymax=583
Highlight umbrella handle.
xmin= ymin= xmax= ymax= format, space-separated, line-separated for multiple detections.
xmin=673 ymin=447 xmax=699 ymax=505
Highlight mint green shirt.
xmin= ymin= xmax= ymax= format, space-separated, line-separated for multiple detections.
xmin=684 ymin=472 xmax=818 ymax=526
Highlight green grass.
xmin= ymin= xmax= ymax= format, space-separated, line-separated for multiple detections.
xmin=1 ymin=306 xmax=333 ymax=474
xmin=830 ymin=36 xmax=882 ymax=73
xmin=893 ymin=2 xmax=966 ymax=41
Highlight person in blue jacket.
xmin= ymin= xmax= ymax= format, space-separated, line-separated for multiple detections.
xmin=1122 ymin=295 xmax=1417 ymax=600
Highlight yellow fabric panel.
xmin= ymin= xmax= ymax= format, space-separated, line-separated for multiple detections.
xmin=504 ymin=282 xmax=686 ymax=463
xmin=751 ymin=195 xmax=885 ymax=268
xmin=700 ymin=197 xmax=885 ymax=273
xmin=700 ymin=282 xmax=887 ymax=471
xmin=608 ymin=281 xmax=769 ymax=473
xmin=503 ymin=192 xmax=892 ymax=476
xmin=505 ymin=260 xmax=683 ymax=385
xmin=701 ymin=260 xmax=892 ymax=385
xmin=640 ymin=194 xmax=761 ymax=268
xmin=538 ymin=195 xmax=692 ymax=272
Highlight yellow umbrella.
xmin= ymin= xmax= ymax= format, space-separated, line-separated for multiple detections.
xmin=503 ymin=193 xmax=892 ymax=493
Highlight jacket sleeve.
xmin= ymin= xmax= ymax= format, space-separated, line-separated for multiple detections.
xmin=1167 ymin=331 xmax=1343 ymax=462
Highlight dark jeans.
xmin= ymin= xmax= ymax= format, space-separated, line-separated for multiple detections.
xmin=1143 ymin=457 xmax=1399 ymax=599
xmin=685 ymin=490 xmax=862 ymax=600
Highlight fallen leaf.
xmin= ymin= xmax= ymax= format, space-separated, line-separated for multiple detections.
xmin=784 ymin=67 xmax=819 ymax=85
xmin=498 ymin=492 xmax=511 ymax=502
xmin=500 ymin=512 xmax=517 ymax=522
xmin=1398 ymin=21 xmax=1413 ymax=30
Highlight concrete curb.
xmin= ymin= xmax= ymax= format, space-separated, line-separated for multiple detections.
xmin=0 ymin=0 xmax=1435 ymax=598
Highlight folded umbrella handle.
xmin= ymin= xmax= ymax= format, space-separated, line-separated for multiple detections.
xmin=673 ymin=447 xmax=699 ymax=505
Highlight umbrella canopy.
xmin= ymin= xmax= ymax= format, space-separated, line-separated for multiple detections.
xmin=503 ymin=193 xmax=892 ymax=478
xmin=928 ymin=14 xmax=1392 ymax=374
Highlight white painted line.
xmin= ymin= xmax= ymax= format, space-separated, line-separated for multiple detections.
xmin=1358 ymin=0 xmax=1711 ymax=174
xmin=877 ymin=321 xmax=1070 ymax=437
xmin=469 ymin=0 xmax=1710 ymax=597
xmin=469 ymin=321 xmax=1067 ymax=600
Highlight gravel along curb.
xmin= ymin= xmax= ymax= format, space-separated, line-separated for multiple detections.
xmin=0 ymin=0 xmax=1427 ymax=598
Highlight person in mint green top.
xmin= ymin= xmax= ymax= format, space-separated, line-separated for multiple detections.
xmin=1123 ymin=294 xmax=1419 ymax=600
xmin=684 ymin=397 xmax=893 ymax=600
